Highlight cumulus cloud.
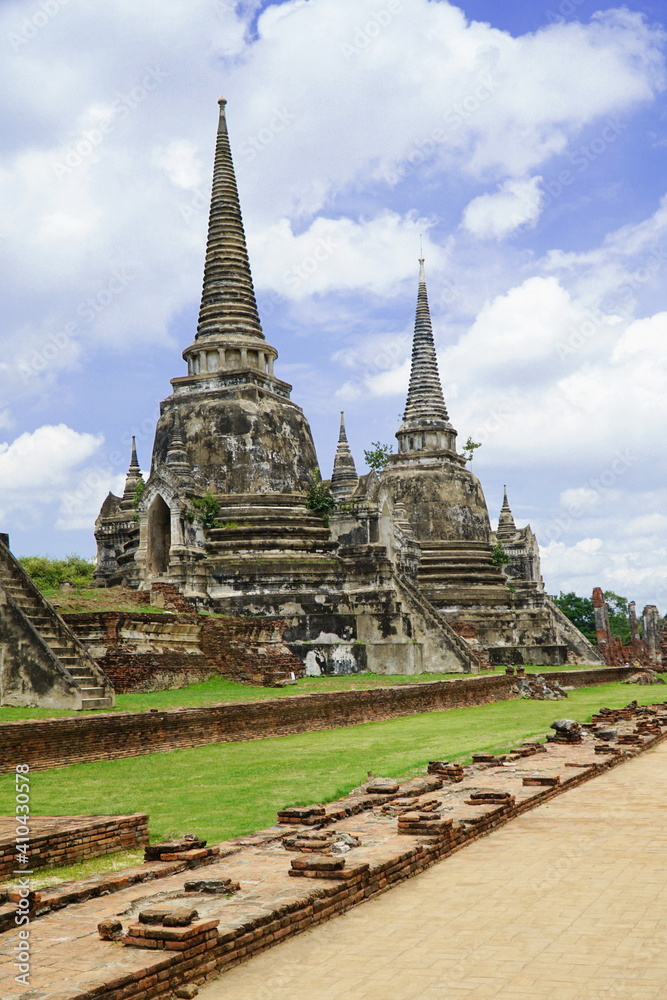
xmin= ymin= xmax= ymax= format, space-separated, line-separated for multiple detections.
xmin=0 ymin=0 xmax=663 ymax=409
xmin=250 ymin=212 xmax=444 ymax=300
xmin=461 ymin=177 xmax=544 ymax=239
xmin=0 ymin=424 xmax=117 ymax=532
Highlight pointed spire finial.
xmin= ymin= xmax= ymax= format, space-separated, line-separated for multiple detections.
xmin=196 ymin=98 xmax=264 ymax=343
xmin=331 ymin=410 xmax=359 ymax=500
xmin=497 ymin=484 xmax=517 ymax=539
xmin=120 ymin=438 xmax=143 ymax=513
xmin=395 ymin=258 xmax=457 ymax=458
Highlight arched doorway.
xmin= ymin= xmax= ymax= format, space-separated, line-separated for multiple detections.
xmin=147 ymin=495 xmax=171 ymax=574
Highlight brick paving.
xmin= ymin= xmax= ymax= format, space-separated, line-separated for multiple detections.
xmin=0 ymin=705 xmax=665 ymax=999
xmin=199 ymin=741 xmax=667 ymax=1000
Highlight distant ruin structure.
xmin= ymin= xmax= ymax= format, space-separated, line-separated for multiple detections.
xmin=593 ymin=587 xmax=663 ymax=669
xmin=94 ymin=97 xmax=603 ymax=673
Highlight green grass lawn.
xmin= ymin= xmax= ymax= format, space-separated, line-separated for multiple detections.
xmin=0 ymin=682 xmax=663 ymax=860
xmin=0 ymin=665 xmax=615 ymax=722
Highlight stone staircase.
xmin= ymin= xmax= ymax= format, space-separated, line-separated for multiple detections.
xmin=0 ymin=535 xmax=115 ymax=710
xmin=417 ymin=541 xmax=514 ymax=610
xmin=205 ymin=493 xmax=336 ymax=557
xmin=394 ymin=571 xmax=483 ymax=673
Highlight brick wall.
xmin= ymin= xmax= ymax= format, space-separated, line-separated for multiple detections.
xmin=0 ymin=814 xmax=148 ymax=879
xmin=0 ymin=667 xmax=632 ymax=774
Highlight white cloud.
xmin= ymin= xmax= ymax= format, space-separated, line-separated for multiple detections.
xmin=461 ymin=177 xmax=544 ymax=239
xmin=158 ymin=140 xmax=203 ymax=190
xmin=251 ymin=212 xmax=444 ymax=300
xmin=0 ymin=425 xmax=103 ymax=491
xmin=0 ymin=425 xmax=119 ymax=533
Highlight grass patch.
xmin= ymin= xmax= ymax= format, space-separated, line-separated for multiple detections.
xmin=0 ymin=671 xmax=490 ymax=721
xmin=48 ymin=587 xmax=159 ymax=616
xmin=0 ymin=682 xmax=662 ymax=856
xmin=6 ymin=849 xmax=145 ymax=891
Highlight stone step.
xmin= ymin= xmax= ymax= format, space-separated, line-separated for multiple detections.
xmin=418 ymin=565 xmax=505 ymax=579
xmin=207 ymin=523 xmax=330 ymax=540
xmin=80 ymin=697 xmax=114 ymax=710
xmin=206 ymin=537 xmax=337 ymax=554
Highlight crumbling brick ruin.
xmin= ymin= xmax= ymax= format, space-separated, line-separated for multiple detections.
xmin=592 ymin=587 xmax=663 ymax=669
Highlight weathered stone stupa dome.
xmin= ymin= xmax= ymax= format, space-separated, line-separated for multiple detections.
xmin=381 ymin=258 xmax=492 ymax=544
xmin=150 ymin=98 xmax=318 ymax=495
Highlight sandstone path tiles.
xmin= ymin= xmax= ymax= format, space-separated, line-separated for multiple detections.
xmin=198 ymin=741 xmax=667 ymax=1000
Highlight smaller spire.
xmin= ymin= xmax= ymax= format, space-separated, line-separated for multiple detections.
xmin=120 ymin=437 xmax=144 ymax=513
xmin=165 ymin=412 xmax=191 ymax=476
xmin=330 ymin=411 xmax=359 ymax=500
xmin=497 ymin=485 xmax=517 ymax=540
xmin=395 ymin=257 xmax=458 ymax=459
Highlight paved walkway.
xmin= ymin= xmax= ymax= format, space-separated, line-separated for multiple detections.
xmin=199 ymin=741 xmax=667 ymax=1000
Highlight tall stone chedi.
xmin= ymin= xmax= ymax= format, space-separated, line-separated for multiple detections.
xmin=96 ymin=99 xmax=329 ymax=594
xmin=152 ymin=97 xmax=317 ymax=494
xmin=378 ymin=260 xmax=602 ymax=666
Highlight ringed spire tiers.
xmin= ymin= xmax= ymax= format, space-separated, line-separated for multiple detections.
xmin=395 ymin=258 xmax=458 ymax=459
xmin=119 ymin=437 xmax=143 ymax=513
xmin=181 ymin=99 xmax=279 ymax=384
xmin=330 ymin=411 xmax=359 ymax=500
xmin=196 ymin=97 xmax=264 ymax=342
xmin=497 ymin=485 xmax=517 ymax=541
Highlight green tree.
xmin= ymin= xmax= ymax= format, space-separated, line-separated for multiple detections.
xmin=306 ymin=468 xmax=336 ymax=516
xmin=19 ymin=555 xmax=95 ymax=593
xmin=604 ymin=590 xmax=632 ymax=644
xmin=462 ymin=436 xmax=482 ymax=463
xmin=363 ymin=442 xmax=393 ymax=472
xmin=553 ymin=590 xmax=633 ymax=646
xmin=554 ymin=592 xmax=596 ymax=645
xmin=491 ymin=542 xmax=509 ymax=567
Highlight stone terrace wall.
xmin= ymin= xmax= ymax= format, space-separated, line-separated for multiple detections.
xmin=63 ymin=611 xmax=304 ymax=691
xmin=0 ymin=667 xmax=631 ymax=774
xmin=0 ymin=814 xmax=148 ymax=879
xmin=63 ymin=612 xmax=215 ymax=694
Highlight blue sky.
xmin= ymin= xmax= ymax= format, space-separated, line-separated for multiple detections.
xmin=0 ymin=0 xmax=666 ymax=608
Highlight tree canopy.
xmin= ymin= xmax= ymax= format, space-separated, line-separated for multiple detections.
xmin=554 ymin=590 xmax=633 ymax=647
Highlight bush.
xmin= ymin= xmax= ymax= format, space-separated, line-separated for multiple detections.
xmin=190 ymin=492 xmax=221 ymax=529
xmin=19 ymin=555 xmax=95 ymax=592
xmin=306 ymin=468 xmax=336 ymax=516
